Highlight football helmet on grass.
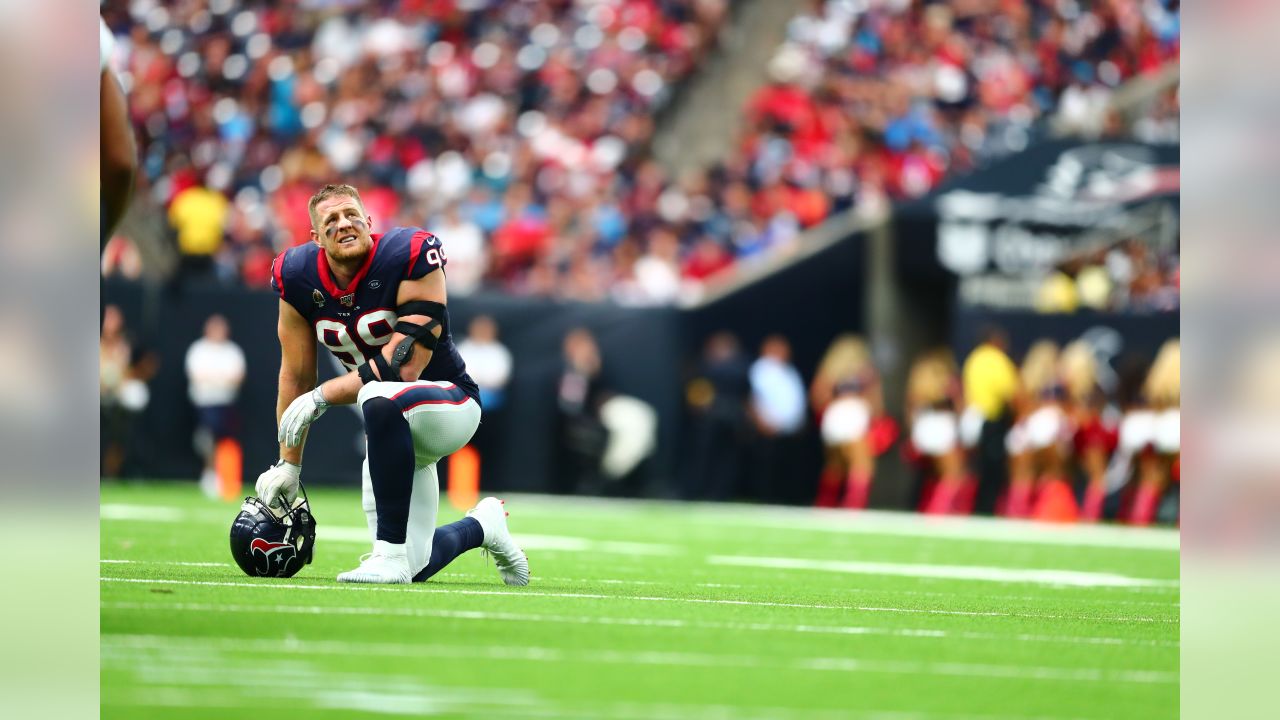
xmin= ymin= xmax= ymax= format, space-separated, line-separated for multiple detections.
xmin=229 ymin=488 xmax=316 ymax=578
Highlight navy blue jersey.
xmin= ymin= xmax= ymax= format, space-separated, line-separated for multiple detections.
xmin=270 ymin=227 xmax=480 ymax=404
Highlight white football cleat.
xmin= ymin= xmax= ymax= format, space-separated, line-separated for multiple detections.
xmin=466 ymin=497 xmax=530 ymax=586
xmin=336 ymin=540 xmax=412 ymax=584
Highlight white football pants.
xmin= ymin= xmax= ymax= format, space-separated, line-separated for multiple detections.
xmin=356 ymin=380 xmax=481 ymax=575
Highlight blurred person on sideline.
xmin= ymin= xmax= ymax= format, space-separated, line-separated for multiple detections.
xmin=598 ymin=394 xmax=660 ymax=497
xmin=1122 ymin=340 xmax=1180 ymax=525
xmin=457 ymin=315 xmax=513 ymax=486
xmin=685 ymin=332 xmax=752 ymax=501
xmin=553 ymin=328 xmax=609 ymax=495
xmin=905 ymin=349 xmax=972 ymax=514
xmin=961 ymin=327 xmax=1019 ymax=515
xmin=168 ymin=168 xmax=230 ymax=285
xmin=810 ymin=335 xmax=891 ymax=509
xmin=100 ymin=306 xmax=149 ymax=478
xmin=100 ymin=17 xmax=135 ymax=244
xmin=432 ymin=204 xmax=487 ymax=296
xmin=1004 ymin=342 xmax=1072 ymax=518
xmin=1103 ymin=354 xmax=1155 ymax=518
xmin=457 ymin=316 xmax=513 ymax=413
xmin=747 ymin=335 xmax=807 ymax=503
xmin=185 ymin=314 xmax=246 ymax=499
xmin=1061 ymin=340 xmax=1118 ymax=521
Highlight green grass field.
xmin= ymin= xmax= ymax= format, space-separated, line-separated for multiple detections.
xmin=101 ymin=482 xmax=1179 ymax=719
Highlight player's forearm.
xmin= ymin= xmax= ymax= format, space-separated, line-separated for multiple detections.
xmin=276 ymin=368 xmax=315 ymax=463
xmin=315 ymin=334 xmax=435 ymax=406
xmin=317 ymin=371 xmax=363 ymax=406
xmin=383 ymin=316 xmax=437 ymax=381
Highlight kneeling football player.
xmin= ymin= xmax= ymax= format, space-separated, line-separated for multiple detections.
xmin=255 ymin=183 xmax=528 ymax=586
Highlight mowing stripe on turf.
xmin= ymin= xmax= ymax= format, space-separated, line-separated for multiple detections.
xmin=439 ymin=570 xmax=1175 ymax=606
xmin=102 ymin=682 xmax=1089 ymax=720
xmin=99 ymin=576 xmax=1177 ymax=623
xmin=97 ymin=560 xmax=1176 ymax=607
xmin=708 ymin=555 xmax=1178 ymax=589
xmin=488 ymin=494 xmax=1181 ymax=551
xmin=102 ymin=600 xmax=1180 ymax=648
xmin=98 ymin=560 xmax=743 ymax=589
xmin=102 ymin=634 xmax=1178 ymax=684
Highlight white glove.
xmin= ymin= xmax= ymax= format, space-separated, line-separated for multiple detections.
xmin=279 ymin=387 xmax=330 ymax=447
xmin=255 ymin=460 xmax=301 ymax=510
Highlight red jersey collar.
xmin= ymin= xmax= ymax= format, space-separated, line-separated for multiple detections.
xmin=317 ymin=233 xmax=382 ymax=297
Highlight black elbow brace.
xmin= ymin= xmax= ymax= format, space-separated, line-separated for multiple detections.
xmin=393 ymin=300 xmax=444 ymax=353
xmin=358 ymin=301 xmax=445 ymax=384
xmin=357 ymin=354 xmax=396 ymax=385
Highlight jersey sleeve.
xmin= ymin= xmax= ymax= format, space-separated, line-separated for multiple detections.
xmin=270 ymin=246 xmax=313 ymax=319
xmin=405 ymin=229 xmax=448 ymax=279
xmin=270 ymin=252 xmax=286 ymax=298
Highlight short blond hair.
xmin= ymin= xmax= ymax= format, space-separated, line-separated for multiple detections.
xmin=307 ymin=183 xmax=365 ymax=227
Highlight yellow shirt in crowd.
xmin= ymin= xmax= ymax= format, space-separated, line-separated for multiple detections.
xmin=169 ymin=186 xmax=229 ymax=256
xmin=963 ymin=343 xmax=1018 ymax=421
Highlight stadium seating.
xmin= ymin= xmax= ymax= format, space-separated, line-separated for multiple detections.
xmin=103 ymin=0 xmax=1177 ymax=300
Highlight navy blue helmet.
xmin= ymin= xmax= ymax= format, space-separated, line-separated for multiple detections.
xmin=229 ymin=491 xmax=316 ymax=578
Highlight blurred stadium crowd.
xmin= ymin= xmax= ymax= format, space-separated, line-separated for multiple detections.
xmin=1032 ymin=237 xmax=1179 ymax=314
xmin=102 ymin=0 xmax=1178 ymax=304
xmin=746 ymin=0 xmax=1180 ymax=207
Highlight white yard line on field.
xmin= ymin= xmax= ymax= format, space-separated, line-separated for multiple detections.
xmin=99 ymin=559 xmax=688 ymax=586
xmin=99 ymin=576 xmax=1177 ymax=623
xmin=98 ymin=560 xmax=739 ymax=589
xmin=102 ymin=633 xmax=1177 ymax=685
xmin=101 ymin=600 xmax=1179 ymax=648
xmin=101 ymin=504 xmax=185 ymax=521
xmin=100 ymin=559 xmax=228 ymax=568
xmin=101 ymin=508 xmax=682 ymax=556
xmin=98 ymin=560 xmax=1174 ymax=607
xmin=708 ymin=555 xmax=1179 ymax=589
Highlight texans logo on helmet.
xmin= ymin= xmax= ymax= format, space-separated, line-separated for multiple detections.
xmin=249 ymin=537 xmax=298 ymax=577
